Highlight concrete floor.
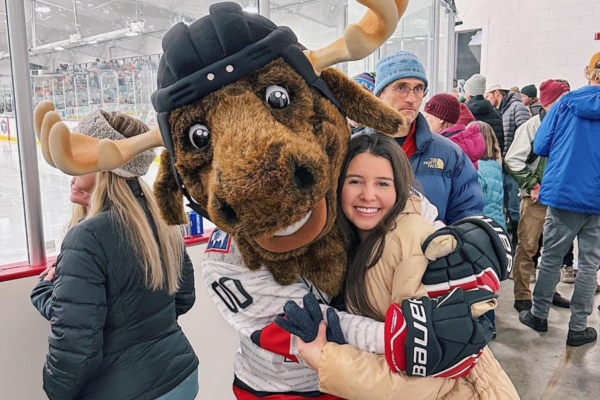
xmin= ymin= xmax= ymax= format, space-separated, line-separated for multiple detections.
xmin=491 ymin=276 xmax=600 ymax=400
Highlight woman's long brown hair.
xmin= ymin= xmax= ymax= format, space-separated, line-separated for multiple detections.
xmin=337 ymin=133 xmax=415 ymax=321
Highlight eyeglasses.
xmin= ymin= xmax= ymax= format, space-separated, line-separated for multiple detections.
xmin=390 ymin=85 xmax=429 ymax=98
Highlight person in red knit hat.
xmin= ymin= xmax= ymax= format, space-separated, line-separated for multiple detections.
xmin=424 ymin=93 xmax=485 ymax=170
xmin=457 ymin=103 xmax=476 ymax=126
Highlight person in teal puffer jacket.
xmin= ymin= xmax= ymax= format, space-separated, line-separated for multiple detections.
xmin=471 ymin=121 xmax=505 ymax=228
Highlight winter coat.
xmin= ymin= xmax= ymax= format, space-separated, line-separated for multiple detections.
xmin=439 ymin=123 xmax=485 ymax=170
xmin=499 ymin=92 xmax=531 ymax=157
xmin=478 ymin=160 xmax=506 ymax=228
xmin=317 ymin=198 xmax=519 ymax=400
xmin=34 ymin=179 xmax=198 ymax=400
xmin=364 ymin=113 xmax=484 ymax=224
xmin=467 ymin=95 xmax=504 ymax=151
xmin=529 ymin=100 xmax=543 ymax=117
xmin=504 ymin=111 xmax=547 ymax=198
xmin=535 ymin=85 xmax=600 ymax=215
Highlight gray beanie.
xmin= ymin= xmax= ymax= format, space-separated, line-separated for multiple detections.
xmin=76 ymin=110 xmax=155 ymax=178
xmin=464 ymin=74 xmax=487 ymax=96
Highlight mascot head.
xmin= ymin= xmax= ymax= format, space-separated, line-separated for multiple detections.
xmin=34 ymin=1 xmax=408 ymax=295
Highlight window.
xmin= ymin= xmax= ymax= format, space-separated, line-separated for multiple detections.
xmin=1 ymin=0 xmax=456 ymax=275
xmin=0 ymin=6 xmax=28 ymax=266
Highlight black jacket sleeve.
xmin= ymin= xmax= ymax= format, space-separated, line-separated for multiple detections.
xmin=175 ymin=249 xmax=196 ymax=317
xmin=31 ymin=280 xmax=55 ymax=321
xmin=43 ymin=224 xmax=108 ymax=400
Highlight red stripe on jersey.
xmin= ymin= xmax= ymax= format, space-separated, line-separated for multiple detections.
xmin=258 ymin=322 xmax=298 ymax=363
xmin=233 ymin=386 xmax=345 ymax=400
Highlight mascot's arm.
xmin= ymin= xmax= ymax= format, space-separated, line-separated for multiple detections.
xmin=202 ymin=242 xmax=317 ymax=362
xmin=202 ymin=235 xmax=386 ymax=361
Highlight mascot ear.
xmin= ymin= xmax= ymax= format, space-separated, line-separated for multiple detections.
xmin=153 ymin=149 xmax=187 ymax=225
xmin=320 ymin=67 xmax=406 ymax=135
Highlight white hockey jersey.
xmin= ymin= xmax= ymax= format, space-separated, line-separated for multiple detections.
xmin=202 ymin=231 xmax=385 ymax=398
xmin=201 ymin=194 xmax=441 ymax=398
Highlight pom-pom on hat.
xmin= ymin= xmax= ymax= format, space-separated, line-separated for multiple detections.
xmin=424 ymin=93 xmax=461 ymax=124
xmin=539 ymin=79 xmax=570 ymax=108
xmin=375 ymin=51 xmax=428 ymax=96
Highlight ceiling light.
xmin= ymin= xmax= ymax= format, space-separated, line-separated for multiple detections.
xmin=414 ymin=36 xmax=426 ymax=40
xmin=125 ymin=31 xmax=139 ymax=37
xmin=35 ymin=6 xmax=51 ymax=13
xmin=54 ymin=46 xmax=65 ymax=51
xmin=386 ymin=40 xmax=393 ymax=44
xmin=88 ymin=40 xmax=98 ymax=44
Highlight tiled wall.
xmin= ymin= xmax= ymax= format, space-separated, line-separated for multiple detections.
xmin=455 ymin=0 xmax=600 ymax=89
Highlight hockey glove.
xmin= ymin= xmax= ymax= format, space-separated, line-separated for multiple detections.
xmin=422 ymin=215 xmax=513 ymax=298
xmin=384 ymin=288 xmax=496 ymax=379
xmin=275 ymin=293 xmax=347 ymax=345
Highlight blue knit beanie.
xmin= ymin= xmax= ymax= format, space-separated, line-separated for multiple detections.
xmin=374 ymin=51 xmax=428 ymax=96
xmin=352 ymin=72 xmax=376 ymax=93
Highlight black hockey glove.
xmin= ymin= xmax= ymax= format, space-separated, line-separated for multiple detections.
xmin=384 ymin=288 xmax=496 ymax=379
xmin=422 ymin=215 xmax=513 ymax=298
xmin=275 ymin=293 xmax=347 ymax=345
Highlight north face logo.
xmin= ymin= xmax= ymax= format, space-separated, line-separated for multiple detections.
xmin=424 ymin=158 xmax=444 ymax=169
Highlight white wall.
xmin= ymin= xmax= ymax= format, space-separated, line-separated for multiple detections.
xmin=455 ymin=0 xmax=600 ymax=89
xmin=0 ymin=243 xmax=238 ymax=400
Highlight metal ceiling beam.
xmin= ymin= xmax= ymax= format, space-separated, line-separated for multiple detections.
xmin=271 ymin=0 xmax=336 ymax=28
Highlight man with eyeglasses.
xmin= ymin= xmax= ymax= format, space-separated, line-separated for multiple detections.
xmin=368 ymin=51 xmax=483 ymax=224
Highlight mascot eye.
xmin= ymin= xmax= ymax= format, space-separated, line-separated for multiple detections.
xmin=188 ymin=124 xmax=211 ymax=149
xmin=265 ymin=85 xmax=290 ymax=109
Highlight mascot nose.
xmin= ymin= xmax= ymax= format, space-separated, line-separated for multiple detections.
xmin=293 ymin=164 xmax=315 ymax=190
xmin=217 ymin=198 xmax=239 ymax=225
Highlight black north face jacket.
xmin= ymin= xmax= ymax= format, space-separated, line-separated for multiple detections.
xmin=37 ymin=180 xmax=198 ymax=400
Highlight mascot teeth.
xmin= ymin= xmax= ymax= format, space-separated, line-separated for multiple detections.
xmin=274 ymin=211 xmax=313 ymax=237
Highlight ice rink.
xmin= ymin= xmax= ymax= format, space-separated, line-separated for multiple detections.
xmin=0 ymin=139 xmax=172 ymax=265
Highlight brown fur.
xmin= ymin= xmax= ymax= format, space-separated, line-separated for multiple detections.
xmin=154 ymin=149 xmax=187 ymax=225
xmin=320 ymin=67 xmax=407 ymax=135
xmin=156 ymin=58 xmax=405 ymax=295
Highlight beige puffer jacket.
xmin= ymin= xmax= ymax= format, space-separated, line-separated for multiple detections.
xmin=317 ymin=197 xmax=520 ymax=400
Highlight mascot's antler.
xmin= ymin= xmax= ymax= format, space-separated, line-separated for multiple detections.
xmin=305 ymin=0 xmax=409 ymax=73
xmin=33 ymin=100 xmax=163 ymax=175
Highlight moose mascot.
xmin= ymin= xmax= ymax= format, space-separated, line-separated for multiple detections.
xmin=34 ymin=1 xmax=519 ymax=399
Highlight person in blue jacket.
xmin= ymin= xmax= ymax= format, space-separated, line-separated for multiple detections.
xmin=519 ymin=51 xmax=600 ymax=348
xmin=472 ymin=120 xmax=505 ymax=228
xmin=365 ymin=51 xmax=484 ymax=224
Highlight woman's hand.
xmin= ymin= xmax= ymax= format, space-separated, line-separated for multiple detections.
xmin=44 ymin=267 xmax=56 ymax=281
xmin=40 ymin=262 xmax=56 ymax=281
xmin=297 ymin=321 xmax=328 ymax=372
